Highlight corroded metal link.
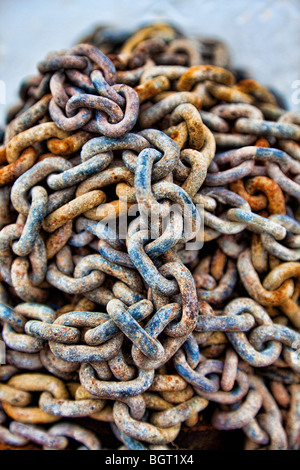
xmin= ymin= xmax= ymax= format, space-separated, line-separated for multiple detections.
xmin=267 ymin=163 xmax=300 ymax=199
xmin=139 ymin=64 xmax=187 ymax=83
xmin=256 ymin=413 xmax=288 ymax=450
xmin=0 ymin=365 xmax=19 ymax=382
xmin=151 ymin=182 xmax=201 ymax=242
xmin=48 ymin=98 xmax=93 ymax=133
xmin=47 ymin=131 xmax=92 ymax=155
xmin=71 ymin=216 xmax=124 ymax=250
xmin=92 ymin=84 xmax=139 ymax=137
xmin=91 ymin=69 xmax=126 ymax=106
xmin=7 ymin=351 xmax=43 ymax=372
xmin=111 ymin=423 xmax=148 ymax=450
xmin=249 ymin=324 xmax=300 ymax=351
xmin=261 ymin=215 xmax=300 ymax=261
xmin=134 ymin=148 xmax=169 ymax=217
xmin=238 ymin=249 xmax=294 ymax=306
xmin=227 ymin=209 xmax=287 ymax=240
xmin=170 ymin=103 xmax=205 ymax=149
xmin=194 ymin=362 xmax=249 ymax=405
xmin=40 ymin=345 xmax=79 ymax=380
xmin=224 ymin=298 xmax=282 ymax=366
xmin=112 ymin=281 xmax=145 ymax=305
xmin=0 ymin=423 xmax=30 ymax=447
xmin=39 ymin=392 xmax=106 ymax=418
xmin=138 ymin=91 xmax=201 ymax=128
xmin=234 ymin=118 xmax=300 ymax=140
xmin=131 ymin=303 xmax=187 ymax=370
xmin=7 ymin=373 xmax=68 ymax=398
xmin=0 ymin=303 xmax=26 ymax=332
xmin=212 ymin=390 xmax=263 ymax=430
xmin=243 ymin=375 xmax=287 ymax=449
xmin=70 ymin=43 xmax=116 ymax=84
xmin=76 ymin=164 xmax=134 ymax=197
xmin=84 ymin=300 xmax=152 ymax=345
xmin=176 ymin=65 xmax=234 ymax=91
xmin=41 ymin=46 xmax=138 ymax=135
xmin=14 ymin=303 xmax=56 ymax=323
xmin=46 ymin=151 xmax=113 ymax=190
xmin=286 ymin=385 xmax=300 ymax=450
xmin=42 ymin=189 xmax=107 ymax=233
xmin=97 ymin=240 xmax=135 ymax=269
xmin=221 ymin=348 xmax=239 ymax=392
xmin=9 ymin=421 xmax=68 ymax=449
xmin=183 ymin=333 xmax=201 ymax=369
xmin=25 ymin=320 xmax=81 ymax=344
xmin=0 ymin=222 xmax=24 ymax=285
xmin=0 ymin=147 xmax=38 ymax=187
xmin=49 ymin=331 xmax=124 ymax=364
xmin=1 ymin=23 xmax=300 ymax=451
xmin=211 ymin=102 xmax=263 ymax=121
xmin=2 ymin=321 xmax=44 ymax=353
xmin=46 ymin=422 xmax=102 ymax=450
xmin=195 ymin=259 xmax=237 ymax=305
xmin=74 ymin=253 xmax=143 ymax=291
xmin=6 ymin=94 xmax=52 ymax=142
xmin=214 ymin=146 xmax=300 ymax=174
xmin=244 ymin=176 xmax=286 ymax=215
xmin=201 ymin=187 xmax=251 ymax=234
xmin=135 ymin=75 xmax=170 ymax=103
xmin=2 ymin=373 xmax=69 ymax=424
xmin=81 ymin=133 xmax=148 ymax=162
xmin=263 ymin=261 xmax=300 ymax=291
xmin=106 ymin=299 xmax=164 ymax=361
xmin=46 ymin=262 xmax=105 ymax=294
xmin=150 ymin=396 xmax=208 ymax=428
xmin=11 ymin=157 xmax=72 ymax=215
xmin=195 ymin=313 xmax=255 ymax=332
xmin=126 ymin=129 xmax=180 ymax=181
xmin=12 ymin=186 xmax=48 ymax=257
xmin=38 ymin=55 xmax=89 ymax=74
xmin=113 ymin=401 xmax=181 ymax=445
xmin=0 ymin=383 xmax=32 ymax=406
xmin=66 ymin=93 xmax=124 ymax=122
xmin=6 ymin=123 xmax=70 ymax=164
xmin=159 ymin=262 xmax=198 ymax=337
xmin=206 ymin=160 xmax=255 ymax=185
xmin=127 ymin=230 xmax=178 ymax=296
xmin=173 ymin=349 xmax=219 ymax=392
xmin=80 ymin=363 xmax=154 ymax=399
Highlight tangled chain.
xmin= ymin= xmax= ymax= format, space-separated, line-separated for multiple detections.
xmin=0 ymin=23 xmax=299 ymax=451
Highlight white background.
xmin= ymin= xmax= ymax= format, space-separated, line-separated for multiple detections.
xmin=0 ymin=0 xmax=299 ymax=125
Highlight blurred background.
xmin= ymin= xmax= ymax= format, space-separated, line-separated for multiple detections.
xmin=0 ymin=0 xmax=299 ymax=124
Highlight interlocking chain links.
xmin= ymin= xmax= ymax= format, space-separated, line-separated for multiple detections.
xmin=212 ymin=374 xmax=289 ymax=450
xmin=0 ymin=22 xmax=300 ymax=451
xmin=33 ymin=44 xmax=139 ymax=136
xmin=0 ymin=418 xmax=102 ymax=450
xmin=1 ymin=373 xmax=69 ymax=423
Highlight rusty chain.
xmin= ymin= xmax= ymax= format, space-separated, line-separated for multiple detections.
xmin=0 ymin=22 xmax=299 ymax=451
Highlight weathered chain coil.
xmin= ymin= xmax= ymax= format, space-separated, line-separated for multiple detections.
xmin=0 ymin=22 xmax=299 ymax=451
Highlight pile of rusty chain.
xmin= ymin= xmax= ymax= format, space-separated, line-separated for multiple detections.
xmin=0 ymin=22 xmax=299 ymax=451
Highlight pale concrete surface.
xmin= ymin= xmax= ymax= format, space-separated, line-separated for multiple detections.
xmin=0 ymin=0 xmax=299 ymax=125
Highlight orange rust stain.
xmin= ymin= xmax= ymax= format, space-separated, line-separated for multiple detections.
xmin=255 ymin=137 xmax=270 ymax=148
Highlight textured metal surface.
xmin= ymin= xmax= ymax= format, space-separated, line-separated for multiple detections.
xmin=0 ymin=0 xmax=300 ymax=128
xmin=0 ymin=22 xmax=299 ymax=451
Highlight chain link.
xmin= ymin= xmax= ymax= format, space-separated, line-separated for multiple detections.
xmin=0 ymin=22 xmax=299 ymax=450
